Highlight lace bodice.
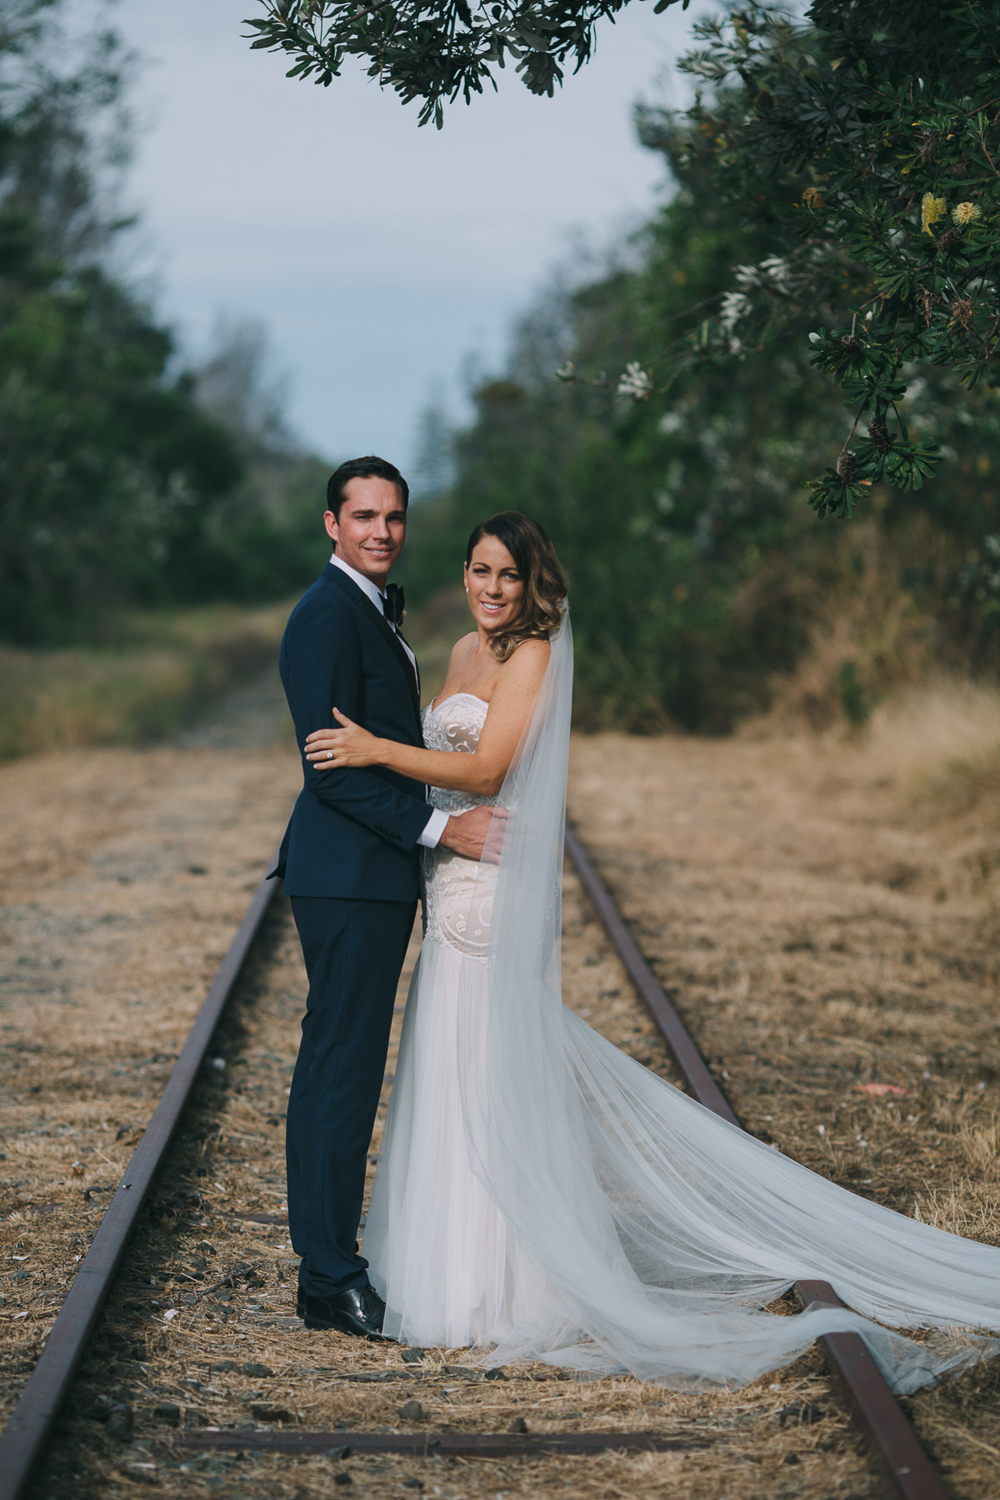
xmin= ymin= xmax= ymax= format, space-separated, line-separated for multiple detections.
xmin=421 ymin=693 xmax=496 ymax=960
xmin=422 ymin=692 xmax=495 ymax=813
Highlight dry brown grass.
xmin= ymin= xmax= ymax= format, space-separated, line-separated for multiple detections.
xmin=568 ymin=685 xmax=1000 ymax=1499
xmin=0 ymin=737 xmax=299 ymax=1434
xmin=751 ymin=519 xmax=937 ymax=735
xmin=19 ymin=899 xmax=876 ymax=1500
xmin=0 ymin=602 xmax=291 ymax=761
xmin=4 ymin=673 xmax=1000 ymax=1497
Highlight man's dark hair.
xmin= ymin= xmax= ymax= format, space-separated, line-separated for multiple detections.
xmin=326 ymin=455 xmax=409 ymax=519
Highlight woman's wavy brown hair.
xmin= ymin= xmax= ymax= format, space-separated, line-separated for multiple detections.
xmin=465 ymin=511 xmax=568 ymax=662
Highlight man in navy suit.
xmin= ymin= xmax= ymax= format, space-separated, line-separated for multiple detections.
xmin=273 ymin=455 xmax=493 ymax=1339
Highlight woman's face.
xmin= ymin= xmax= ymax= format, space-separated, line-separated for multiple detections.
xmin=464 ymin=535 xmax=524 ymax=634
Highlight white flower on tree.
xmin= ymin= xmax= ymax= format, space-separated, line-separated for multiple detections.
xmin=719 ymin=290 xmax=751 ymax=334
xmin=616 ymin=362 xmax=654 ymax=401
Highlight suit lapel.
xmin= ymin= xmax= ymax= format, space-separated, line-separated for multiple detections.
xmin=323 ymin=565 xmax=421 ymax=718
xmin=398 ymin=628 xmax=421 ymax=702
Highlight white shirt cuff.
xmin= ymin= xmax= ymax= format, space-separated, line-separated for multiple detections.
xmin=417 ymin=807 xmax=450 ymax=849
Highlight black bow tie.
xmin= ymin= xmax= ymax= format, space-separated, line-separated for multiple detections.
xmin=384 ymin=583 xmax=405 ymax=627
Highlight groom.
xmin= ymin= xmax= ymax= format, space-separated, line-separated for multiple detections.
xmin=272 ymin=455 xmax=493 ymax=1339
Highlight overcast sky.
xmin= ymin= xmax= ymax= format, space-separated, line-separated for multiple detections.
xmin=103 ymin=0 xmax=701 ymax=466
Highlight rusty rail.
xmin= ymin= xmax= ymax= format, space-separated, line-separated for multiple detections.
xmin=0 ymin=860 xmax=280 ymax=1500
xmin=563 ymin=824 xmax=949 ymax=1500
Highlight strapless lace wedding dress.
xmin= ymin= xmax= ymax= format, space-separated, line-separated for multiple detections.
xmin=364 ymin=666 xmax=1000 ymax=1386
xmin=365 ymin=694 xmax=552 ymax=1347
xmin=416 ymin=693 xmax=498 ymax=962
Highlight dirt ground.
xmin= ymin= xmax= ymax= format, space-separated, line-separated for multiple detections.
xmin=2 ymin=677 xmax=1000 ymax=1497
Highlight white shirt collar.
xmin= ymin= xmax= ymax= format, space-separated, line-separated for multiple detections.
xmin=329 ymin=549 xmax=419 ymax=685
xmin=329 ymin=552 xmax=386 ymax=616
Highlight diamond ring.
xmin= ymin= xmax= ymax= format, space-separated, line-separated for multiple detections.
xmin=326 ymin=750 xmax=333 ymax=760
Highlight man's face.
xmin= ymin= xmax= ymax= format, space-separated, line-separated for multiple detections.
xmin=325 ymin=476 xmax=406 ymax=587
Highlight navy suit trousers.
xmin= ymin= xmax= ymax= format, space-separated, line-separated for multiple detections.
xmin=287 ymin=895 xmax=417 ymax=1296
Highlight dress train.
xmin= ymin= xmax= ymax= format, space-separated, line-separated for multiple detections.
xmin=364 ymin=644 xmax=1000 ymax=1391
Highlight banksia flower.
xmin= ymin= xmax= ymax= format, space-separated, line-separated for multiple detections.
xmin=867 ymin=417 xmax=895 ymax=454
xmin=937 ymin=227 xmax=964 ymax=255
xmin=952 ymin=201 xmax=981 ymax=226
xmin=837 ymin=449 xmax=858 ymax=482
xmin=802 ymin=186 xmax=825 ymax=211
xmin=921 ymin=193 xmax=947 ymax=235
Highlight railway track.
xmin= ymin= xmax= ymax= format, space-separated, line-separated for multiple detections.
xmin=0 ymin=828 xmax=962 ymax=1500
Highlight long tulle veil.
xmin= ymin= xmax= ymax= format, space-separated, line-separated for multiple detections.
xmin=448 ymin=609 xmax=1000 ymax=1391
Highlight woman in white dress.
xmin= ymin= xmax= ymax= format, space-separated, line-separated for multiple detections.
xmin=304 ymin=510 xmax=1000 ymax=1392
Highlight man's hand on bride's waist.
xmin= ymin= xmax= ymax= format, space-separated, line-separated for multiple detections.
xmin=439 ymin=804 xmax=508 ymax=864
xmin=305 ymin=716 xmax=509 ymax=861
xmin=305 ymin=709 xmax=383 ymax=769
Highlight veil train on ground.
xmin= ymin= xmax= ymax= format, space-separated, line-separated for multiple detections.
xmin=367 ymin=613 xmax=1000 ymax=1391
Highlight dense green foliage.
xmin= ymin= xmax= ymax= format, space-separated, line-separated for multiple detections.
xmin=246 ymin=0 xmax=656 ymax=129
xmin=404 ymin=91 xmax=1000 ymax=730
xmin=0 ymin=1 xmax=327 ymax=643
xmin=636 ymin=1 xmax=1000 ymax=520
xmin=344 ymin=0 xmax=1000 ymax=728
xmin=255 ymin=0 xmax=1000 ymax=525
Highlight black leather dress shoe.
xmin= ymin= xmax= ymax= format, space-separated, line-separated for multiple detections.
xmin=302 ymin=1284 xmax=388 ymax=1339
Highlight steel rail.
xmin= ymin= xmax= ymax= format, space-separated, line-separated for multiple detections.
xmin=563 ymin=824 xmax=950 ymax=1500
xmin=0 ymin=857 xmax=280 ymax=1500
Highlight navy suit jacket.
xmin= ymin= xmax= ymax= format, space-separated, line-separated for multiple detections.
xmin=272 ymin=563 xmax=433 ymax=901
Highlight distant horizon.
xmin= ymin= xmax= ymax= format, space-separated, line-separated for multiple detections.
xmin=95 ymin=0 xmax=699 ymax=468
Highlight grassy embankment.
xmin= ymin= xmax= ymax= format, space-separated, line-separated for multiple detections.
xmin=0 ymin=603 xmax=294 ymax=761
xmin=5 ymin=578 xmax=1000 ymax=814
xmin=0 ymin=587 xmax=471 ymax=762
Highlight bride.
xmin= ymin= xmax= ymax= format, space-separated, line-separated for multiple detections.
xmin=304 ymin=509 xmax=1000 ymax=1392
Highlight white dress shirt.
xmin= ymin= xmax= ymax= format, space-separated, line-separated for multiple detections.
xmin=329 ymin=553 xmax=448 ymax=850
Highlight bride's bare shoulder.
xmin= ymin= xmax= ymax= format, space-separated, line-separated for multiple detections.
xmin=507 ymin=637 xmax=551 ymax=664
xmin=499 ymin=637 xmax=551 ymax=685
